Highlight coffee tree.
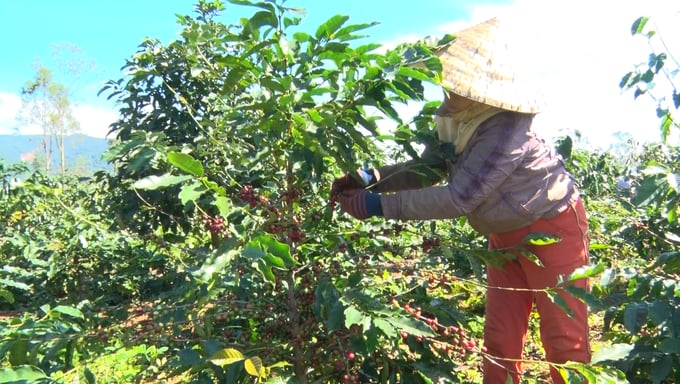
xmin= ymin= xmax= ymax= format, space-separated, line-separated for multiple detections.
xmin=6 ymin=1 xmax=680 ymax=382
xmin=87 ymin=1 xmax=634 ymax=382
xmin=556 ymin=16 xmax=680 ymax=383
xmin=620 ymin=16 xmax=679 ymax=141
xmin=98 ymin=0 xmax=493 ymax=382
xmin=100 ymin=0 xmax=442 ymax=236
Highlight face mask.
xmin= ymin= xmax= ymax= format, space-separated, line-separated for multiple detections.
xmin=435 ymin=105 xmax=504 ymax=154
xmin=435 ymin=114 xmax=458 ymax=144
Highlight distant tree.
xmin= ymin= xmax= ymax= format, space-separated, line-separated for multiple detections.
xmin=72 ymin=154 xmax=93 ymax=177
xmin=19 ymin=67 xmax=80 ymax=175
xmin=50 ymin=83 xmax=80 ymax=175
xmin=29 ymin=152 xmax=46 ymax=173
xmin=19 ymin=68 xmax=54 ymax=173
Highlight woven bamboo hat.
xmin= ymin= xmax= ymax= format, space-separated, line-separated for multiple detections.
xmin=437 ymin=17 xmax=546 ymax=113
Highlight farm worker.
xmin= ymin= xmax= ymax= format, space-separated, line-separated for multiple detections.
xmin=331 ymin=17 xmax=590 ymax=384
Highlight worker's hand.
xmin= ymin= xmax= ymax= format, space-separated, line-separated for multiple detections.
xmin=331 ymin=172 xmax=362 ymax=198
xmin=330 ymin=169 xmax=375 ymax=197
xmin=338 ymin=189 xmax=382 ymax=220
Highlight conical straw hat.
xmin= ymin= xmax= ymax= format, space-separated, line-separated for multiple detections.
xmin=437 ymin=17 xmax=546 ymax=113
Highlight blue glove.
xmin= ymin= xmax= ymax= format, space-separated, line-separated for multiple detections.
xmin=339 ymin=189 xmax=383 ymax=220
xmin=357 ymin=168 xmax=375 ymax=185
xmin=331 ymin=169 xmax=375 ymax=197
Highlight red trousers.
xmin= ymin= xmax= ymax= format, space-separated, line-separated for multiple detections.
xmin=483 ymin=199 xmax=591 ymax=384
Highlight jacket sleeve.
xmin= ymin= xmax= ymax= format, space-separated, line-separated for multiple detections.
xmin=370 ymin=144 xmax=448 ymax=193
xmin=380 ymin=114 xmax=528 ymax=220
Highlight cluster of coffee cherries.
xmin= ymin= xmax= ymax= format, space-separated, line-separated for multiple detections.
xmin=287 ymin=225 xmax=303 ymax=243
xmin=239 ymin=185 xmax=281 ymax=218
xmin=202 ymin=214 xmax=228 ymax=237
xmin=239 ymin=185 xmax=304 ymax=244
xmin=396 ymin=299 xmax=483 ymax=360
xmin=426 ymin=272 xmax=457 ymax=287
xmin=281 ymin=188 xmax=301 ymax=205
xmin=260 ymin=214 xmax=304 ymax=244
xmin=313 ymin=325 xmax=362 ymax=384
xmin=421 ymin=236 xmax=441 ymax=253
xmin=239 ymin=184 xmax=262 ymax=208
xmin=339 ymin=349 xmax=359 ymax=384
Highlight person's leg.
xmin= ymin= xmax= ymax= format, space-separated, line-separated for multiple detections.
xmin=483 ymin=232 xmax=534 ymax=384
xmin=521 ymin=199 xmax=591 ymax=383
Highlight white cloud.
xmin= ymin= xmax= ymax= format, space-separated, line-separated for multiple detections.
xmin=387 ymin=0 xmax=679 ymax=148
xmin=72 ymin=104 xmax=118 ymax=138
xmin=376 ymin=34 xmax=423 ymax=53
xmin=0 ymin=93 xmax=22 ymax=134
xmin=0 ymin=92 xmax=117 ymax=138
xmin=491 ymin=0 xmax=679 ymax=147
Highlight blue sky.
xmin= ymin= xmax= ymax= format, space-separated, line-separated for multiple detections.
xmin=0 ymin=1 xmax=492 ymax=103
xmin=0 ymin=0 xmax=678 ymax=147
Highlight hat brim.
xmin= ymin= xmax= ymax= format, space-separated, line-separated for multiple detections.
xmin=437 ymin=18 xmax=545 ymax=114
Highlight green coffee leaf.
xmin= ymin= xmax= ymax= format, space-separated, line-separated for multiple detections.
xmin=177 ymin=348 xmax=203 ymax=366
xmin=651 ymin=355 xmax=673 ymax=384
xmin=0 ymin=278 xmax=30 ymax=291
xmin=522 ymin=233 xmax=561 ymax=246
xmin=315 ymin=14 xmax=349 ymax=40
xmin=210 ymin=348 xmax=245 ymax=366
xmin=659 ymin=338 xmax=680 ymax=353
xmin=397 ymin=66 xmax=432 ymax=82
xmin=256 ymin=258 xmax=276 ymax=283
xmin=344 ymin=305 xmax=367 ymax=328
xmin=0 ymin=365 xmax=48 ymax=382
xmin=563 ymin=286 xmax=602 ymax=310
xmin=566 ymin=264 xmax=605 ymax=281
xmin=9 ymin=340 xmax=28 ymax=366
xmin=244 ymin=356 xmax=265 ymax=378
xmin=631 ymin=16 xmax=649 ymax=35
xmin=0 ymin=287 xmax=14 ymax=304
xmin=133 ymin=174 xmax=192 ymax=190
xmin=591 ymin=343 xmax=633 ymax=364
xmin=516 ymin=247 xmax=543 ymax=267
xmin=167 ymin=152 xmax=204 ymax=177
xmin=179 ymin=181 xmax=207 ymax=204
xmin=548 ymin=292 xmax=575 ymax=318
xmin=84 ymin=367 xmax=96 ymax=384
xmin=624 ymin=302 xmax=647 ymax=334
xmin=373 ymin=317 xmax=397 ymax=338
xmin=52 ymin=305 xmax=84 ymax=319
xmin=648 ymin=300 xmax=670 ymax=326
xmin=387 ymin=316 xmax=436 ymax=337
xmin=214 ymin=195 xmax=231 ymax=217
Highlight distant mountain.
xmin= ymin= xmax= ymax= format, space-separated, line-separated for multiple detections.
xmin=0 ymin=134 xmax=111 ymax=174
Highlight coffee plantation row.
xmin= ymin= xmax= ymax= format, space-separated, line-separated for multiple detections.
xmin=1 ymin=1 xmax=679 ymax=383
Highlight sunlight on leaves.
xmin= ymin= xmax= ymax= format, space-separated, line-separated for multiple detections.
xmin=209 ymin=348 xmax=245 ymax=366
